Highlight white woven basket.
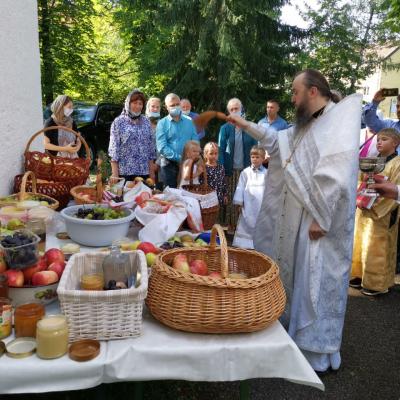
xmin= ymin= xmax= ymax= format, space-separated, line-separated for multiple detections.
xmin=57 ymin=251 xmax=148 ymax=341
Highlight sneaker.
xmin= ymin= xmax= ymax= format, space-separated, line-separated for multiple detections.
xmin=361 ymin=288 xmax=389 ymax=296
xmin=349 ymin=277 xmax=362 ymax=289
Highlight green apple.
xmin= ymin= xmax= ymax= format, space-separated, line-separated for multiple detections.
xmin=146 ymin=252 xmax=157 ymax=267
xmin=7 ymin=218 xmax=25 ymax=230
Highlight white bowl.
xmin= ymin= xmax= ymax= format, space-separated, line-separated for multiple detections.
xmin=9 ymin=282 xmax=58 ymax=306
xmin=60 ymin=204 xmax=135 ymax=247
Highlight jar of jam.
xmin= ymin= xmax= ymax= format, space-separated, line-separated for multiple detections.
xmin=36 ymin=315 xmax=69 ymax=359
xmin=80 ymin=273 xmax=104 ymax=291
xmin=15 ymin=303 xmax=45 ymax=338
xmin=0 ymin=274 xmax=9 ymax=299
xmin=0 ymin=297 xmax=12 ymax=339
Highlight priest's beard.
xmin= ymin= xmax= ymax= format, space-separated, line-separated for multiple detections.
xmin=294 ymin=100 xmax=313 ymax=133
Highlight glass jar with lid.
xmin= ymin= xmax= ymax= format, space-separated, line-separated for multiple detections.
xmin=36 ymin=314 xmax=69 ymax=359
xmin=0 ymin=297 xmax=12 ymax=339
xmin=102 ymin=245 xmax=129 ymax=290
xmin=15 ymin=303 xmax=45 ymax=338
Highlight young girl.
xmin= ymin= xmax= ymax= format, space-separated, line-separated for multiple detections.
xmin=178 ymin=141 xmax=204 ymax=188
xmin=203 ymin=142 xmax=227 ymax=208
xmin=351 ymin=128 xmax=400 ymax=296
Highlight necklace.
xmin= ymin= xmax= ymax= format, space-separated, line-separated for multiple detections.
xmin=283 ymin=130 xmax=307 ymax=169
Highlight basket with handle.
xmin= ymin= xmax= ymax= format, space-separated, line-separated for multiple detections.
xmin=146 ymin=224 xmax=286 ymax=333
xmin=181 ymin=160 xmax=219 ymax=230
xmin=70 ymin=173 xmax=103 ymax=205
xmin=24 ymin=126 xmax=91 ymax=187
xmin=0 ymin=171 xmax=59 ymax=210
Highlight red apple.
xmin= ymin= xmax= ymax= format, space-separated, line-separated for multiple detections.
xmin=5 ymin=269 xmax=24 ymax=287
xmin=189 ymin=259 xmax=208 ymax=276
xmin=208 ymin=271 xmax=222 ymax=279
xmin=0 ymin=253 xmax=7 ymax=273
xmin=23 ymin=257 xmax=47 ymax=284
xmin=31 ymin=270 xmax=59 ymax=286
xmin=172 ymin=254 xmax=190 ymax=272
xmin=44 ymin=248 xmax=65 ymax=266
xmin=47 ymin=261 xmax=66 ymax=279
xmin=137 ymin=242 xmax=158 ymax=255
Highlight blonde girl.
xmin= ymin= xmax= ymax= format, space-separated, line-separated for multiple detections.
xmin=178 ymin=140 xmax=204 ymax=188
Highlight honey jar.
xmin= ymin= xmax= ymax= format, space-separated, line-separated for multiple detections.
xmin=36 ymin=315 xmax=69 ymax=359
xmin=0 ymin=297 xmax=12 ymax=339
xmin=15 ymin=303 xmax=45 ymax=338
xmin=80 ymin=273 xmax=104 ymax=291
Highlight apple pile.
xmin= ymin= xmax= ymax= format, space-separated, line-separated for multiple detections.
xmin=171 ymin=254 xmax=209 ymax=276
xmin=120 ymin=240 xmax=160 ymax=267
xmin=1 ymin=248 xmax=66 ymax=287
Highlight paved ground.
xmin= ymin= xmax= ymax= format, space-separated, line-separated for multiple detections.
xmin=5 ymin=282 xmax=399 ymax=400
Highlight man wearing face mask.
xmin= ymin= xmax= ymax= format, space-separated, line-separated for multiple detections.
xmin=44 ymin=94 xmax=81 ymax=158
xmin=156 ymin=93 xmax=199 ymax=188
xmin=180 ymin=98 xmax=205 ymax=140
xmin=218 ymin=98 xmax=258 ymax=233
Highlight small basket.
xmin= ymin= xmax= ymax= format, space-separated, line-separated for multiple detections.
xmin=181 ymin=161 xmax=219 ymax=230
xmin=0 ymin=171 xmax=59 ymax=210
xmin=24 ymin=126 xmax=91 ymax=187
xmin=14 ymin=174 xmax=71 ymax=209
xmin=57 ymin=251 xmax=148 ymax=341
xmin=146 ymin=225 xmax=286 ymax=333
xmin=70 ymin=174 xmax=103 ymax=205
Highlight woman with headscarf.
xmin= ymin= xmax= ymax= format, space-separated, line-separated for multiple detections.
xmin=44 ymin=95 xmax=81 ymax=158
xmin=109 ymin=89 xmax=156 ymax=181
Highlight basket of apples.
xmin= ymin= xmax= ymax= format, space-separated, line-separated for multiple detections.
xmin=146 ymin=224 xmax=286 ymax=334
xmin=2 ymin=248 xmax=66 ymax=306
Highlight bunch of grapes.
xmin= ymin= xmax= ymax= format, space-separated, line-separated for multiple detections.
xmin=75 ymin=207 xmax=126 ymax=220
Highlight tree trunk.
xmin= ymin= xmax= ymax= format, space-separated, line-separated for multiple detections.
xmin=39 ymin=0 xmax=55 ymax=105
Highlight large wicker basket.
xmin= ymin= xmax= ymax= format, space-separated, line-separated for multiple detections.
xmin=70 ymin=174 xmax=103 ymax=205
xmin=181 ymin=161 xmax=219 ymax=230
xmin=0 ymin=171 xmax=59 ymax=210
xmin=57 ymin=251 xmax=148 ymax=341
xmin=24 ymin=126 xmax=91 ymax=187
xmin=146 ymin=225 xmax=286 ymax=333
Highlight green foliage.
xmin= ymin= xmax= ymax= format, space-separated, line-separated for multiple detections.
xmin=114 ymin=0 xmax=304 ymax=125
xmin=384 ymin=0 xmax=400 ymax=32
xmin=300 ymin=0 xmax=399 ymax=94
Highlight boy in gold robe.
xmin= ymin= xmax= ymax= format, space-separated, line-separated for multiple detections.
xmin=351 ymin=128 xmax=400 ymax=296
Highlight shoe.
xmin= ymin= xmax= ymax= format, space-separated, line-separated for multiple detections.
xmin=349 ymin=277 xmax=362 ymax=289
xmin=315 ymin=367 xmax=338 ymax=377
xmin=361 ymin=288 xmax=389 ymax=296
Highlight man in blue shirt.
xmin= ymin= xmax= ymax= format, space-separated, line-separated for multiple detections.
xmin=257 ymin=99 xmax=289 ymax=132
xmin=363 ymin=89 xmax=400 ymax=133
xmin=156 ymin=93 xmax=199 ymax=188
xmin=180 ymin=98 xmax=206 ymax=140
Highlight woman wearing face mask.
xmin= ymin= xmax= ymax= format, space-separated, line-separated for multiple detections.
xmin=44 ymin=95 xmax=81 ymax=158
xmin=109 ymin=89 xmax=156 ymax=182
xmin=217 ymin=97 xmax=257 ymax=234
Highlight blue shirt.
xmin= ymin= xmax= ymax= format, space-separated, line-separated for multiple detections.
xmin=257 ymin=115 xmax=289 ymax=131
xmin=363 ymin=101 xmax=400 ymax=133
xmin=156 ymin=114 xmax=199 ymax=162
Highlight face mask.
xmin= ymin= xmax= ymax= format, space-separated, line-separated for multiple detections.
xmin=182 ymin=110 xmax=190 ymax=115
xmin=169 ymin=106 xmax=181 ymax=117
xmin=64 ymin=107 xmax=73 ymax=117
xmin=130 ymin=111 xmax=141 ymax=117
xmin=148 ymin=111 xmax=160 ymax=118
xmin=230 ymin=111 xmax=241 ymax=116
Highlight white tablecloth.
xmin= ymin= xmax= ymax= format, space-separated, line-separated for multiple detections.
xmin=0 ymin=218 xmax=324 ymax=393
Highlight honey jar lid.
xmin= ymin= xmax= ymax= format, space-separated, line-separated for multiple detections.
xmin=6 ymin=337 xmax=36 ymax=358
xmin=68 ymin=339 xmax=100 ymax=362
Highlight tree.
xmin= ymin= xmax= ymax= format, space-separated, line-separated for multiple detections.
xmin=300 ymin=0 xmax=398 ymax=94
xmin=115 ymin=0 xmax=303 ymax=122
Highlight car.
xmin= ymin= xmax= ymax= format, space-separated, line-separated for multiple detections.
xmin=43 ymin=101 xmax=123 ymax=165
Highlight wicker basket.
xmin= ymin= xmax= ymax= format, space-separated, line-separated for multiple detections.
xmin=57 ymin=251 xmax=148 ymax=341
xmin=14 ymin=174 xmax=71 ymax=209
xmin=181 ymin=161 xmax=219 ymax=230
xmin=70 ymin=174 xmax=103 ymax=205
xmin=24 ymin=126 xmax=91 ymax=187
xmin=0 ymin=171 xmax=59 ymax=210
xmin=146 ymin=225 xmax=286 ymax=333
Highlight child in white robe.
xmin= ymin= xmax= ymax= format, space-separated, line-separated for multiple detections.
xmin=233 ymin=146 xmax=268 ymax=249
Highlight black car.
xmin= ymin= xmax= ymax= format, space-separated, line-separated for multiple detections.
xmin=44 ymin=101 xmax=123 ymax=164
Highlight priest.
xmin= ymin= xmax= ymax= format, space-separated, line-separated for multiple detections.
xmin=228 ymin=69 xmax=362 ymax=374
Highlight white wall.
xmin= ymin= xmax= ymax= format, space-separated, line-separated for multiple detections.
xmin=0 ymin=1 xmax=43 ymax=196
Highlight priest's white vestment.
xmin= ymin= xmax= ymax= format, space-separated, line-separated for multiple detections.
xmin=246 ymin=94 xmax=362 ymax=371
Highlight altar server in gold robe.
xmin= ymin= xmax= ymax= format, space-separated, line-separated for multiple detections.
xmin=351 ymin=128 xmax=400 ymax=296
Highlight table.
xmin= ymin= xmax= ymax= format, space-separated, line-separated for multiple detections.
xmin=0 ymin=218 xmax=324 ymax=396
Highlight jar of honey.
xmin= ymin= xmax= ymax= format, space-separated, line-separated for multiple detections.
xmin=80 ymin=273 xmax=104 ymax=291
xmin=36 ymin=315 xmax=69 ymax=359
xmin=0 ymin=297 xmax=12 ymax=339
xmin=0 ymin=274 xmax=9 ymax=299
xmin=15 ymin=303 xmax=45 ymax=338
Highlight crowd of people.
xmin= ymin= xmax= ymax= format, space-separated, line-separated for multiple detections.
xmin=43 ymin=68 xmax=400 ymax=376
